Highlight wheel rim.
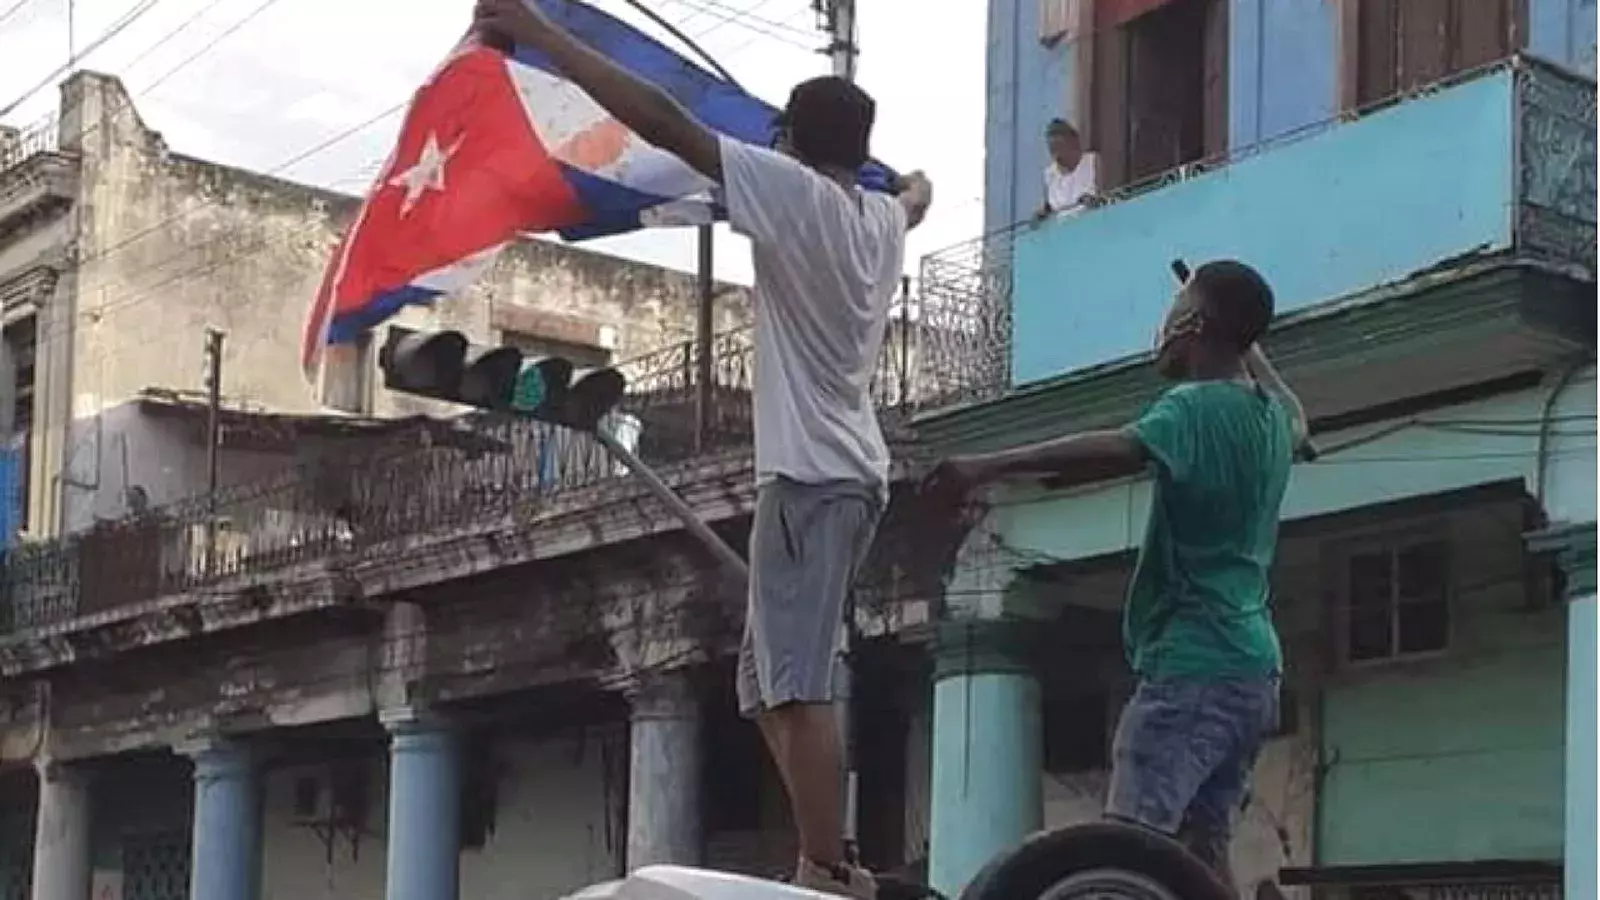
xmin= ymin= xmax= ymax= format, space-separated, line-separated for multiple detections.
xmin=1037 ymin=867 xmax=1186 ymax=900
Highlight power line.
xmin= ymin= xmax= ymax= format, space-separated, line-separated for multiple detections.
xmin=0 ymin=0 xmax=33 ymax=28
xmin=0 ymin=0 xmax=165 ymax=118
xmin=27 ymin=0 xmax=802 ymax=349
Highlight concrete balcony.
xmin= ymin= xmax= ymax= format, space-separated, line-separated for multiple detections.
xmin=1008 ymin=55 xmax=1595 ymax=387
xmin=0 ymin=151 xmax=78 ymax=239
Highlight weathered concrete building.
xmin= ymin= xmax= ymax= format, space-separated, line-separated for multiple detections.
xmin=0 ymin=69 xmax=750 ymax=543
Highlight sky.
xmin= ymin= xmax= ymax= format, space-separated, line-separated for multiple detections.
xmin=0 ymin=0 xmax=987 ymax=288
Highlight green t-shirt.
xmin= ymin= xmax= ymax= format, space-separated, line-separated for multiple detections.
xmin=1122 ymin=381 xmax=1293 ymax=679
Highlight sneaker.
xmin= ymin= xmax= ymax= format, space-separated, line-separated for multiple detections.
xmin=794 ymin=857 xmax=879 ymax=900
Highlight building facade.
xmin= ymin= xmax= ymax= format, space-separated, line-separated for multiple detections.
xmin=0 ymin=69 xmax=751 ymax=545
xmin=0 ymin=67 xmax=948 ymax=900
xmin=916 ymin=0 xmax=1596 ymax=898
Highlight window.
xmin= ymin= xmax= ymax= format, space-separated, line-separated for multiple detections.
xmin=321 ymin=331 xmax=373 ymax=414
xmin=1082 ymin=0 xmax=1229 ymax=192
xmin=1343 ymin=539 xmax=1450 ymax=663
xmin=1346 ymin=0 xmax=1527 ymax=109
xmin=501 ymin=330 xmax=612 ymax=371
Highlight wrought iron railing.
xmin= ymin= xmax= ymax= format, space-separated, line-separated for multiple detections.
xmin=0 ymin=319 xmax=936 ymax=632
xmin=914 ymin=55 xmax=1597 ymax=413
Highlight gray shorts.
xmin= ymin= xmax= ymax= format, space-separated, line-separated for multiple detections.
xmin=735 ymin=477 xmax=882 ymax=718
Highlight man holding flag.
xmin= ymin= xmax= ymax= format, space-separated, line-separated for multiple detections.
xmin=472 ymin=1 xmax=932 ymax=897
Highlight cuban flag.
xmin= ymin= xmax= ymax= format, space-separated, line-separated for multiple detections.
xmin=301 ymin=0 xmax=898 ymax=379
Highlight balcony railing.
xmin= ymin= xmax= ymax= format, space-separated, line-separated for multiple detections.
xmin=919 ymin=54 xmax=1597 ymax=393
xmin=0 ymin=114 xmax=58 ymax=173
xmin=0 ymin=314 xmax=947 ymax=633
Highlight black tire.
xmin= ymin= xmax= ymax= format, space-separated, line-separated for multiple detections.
xmin=957 ymin=822 xmax=1234 ymax=900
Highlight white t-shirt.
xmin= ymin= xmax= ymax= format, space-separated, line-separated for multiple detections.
xmin=1045 ymin=152 xmax=1099 ymax=212
xmin=718 ymin=136 xmax=906 ymax=492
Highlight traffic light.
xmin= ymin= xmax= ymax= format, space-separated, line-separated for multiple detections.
xmin=378 ymin=326 xmax=627 ymax=431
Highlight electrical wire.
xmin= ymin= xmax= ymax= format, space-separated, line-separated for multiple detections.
xmin=21 ymin=0 xmax=806 ymax=349
xmin=0 ymin=0 xmax=166 ymax=118
xmin=0 ymin=0 xmax=33 ymax=28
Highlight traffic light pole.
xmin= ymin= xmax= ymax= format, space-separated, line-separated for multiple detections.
xmin=594 ymin=429 xmax=750 ymax=581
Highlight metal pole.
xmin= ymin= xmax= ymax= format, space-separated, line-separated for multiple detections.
xmin=825 ymin=0 xmax=857 ymax=80
xmin=203 ymin=328 xmax=224 ymax=573
xmin=593 ymin=429 xmax=748 ymax=581
xmin=693 ymin=225 xmax=715 ymax=452
xmin=828 ymin=0 xmax=861 ymax=856
xmin=897 ymin=275 xmax=911 ymax=411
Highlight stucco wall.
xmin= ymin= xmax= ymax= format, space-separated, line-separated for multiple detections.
xmin=13 ymin=70 xmax=750 ymax=535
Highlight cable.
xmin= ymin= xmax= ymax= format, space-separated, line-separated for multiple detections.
xmin=0 ymin=0 xmax=32 ymax=28
xmin=0 ymin=0 xmax=165 ymax=118
xmin=656 ymin=0 xmax=813 ymax=50
xmin=24 ymin=0 xmax=800 ymax=348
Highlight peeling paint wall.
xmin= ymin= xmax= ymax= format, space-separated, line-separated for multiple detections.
xmin=18 ymin=70 xmax=750 ymax=535
xmin=260 ymin=730 xmax=626 ymax=900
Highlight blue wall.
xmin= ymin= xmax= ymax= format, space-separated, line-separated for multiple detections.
xmin=0 ymin=438 xmax=22 ymax=548
xmin=1229 ymin=0 xmax=1339 ymax=147
xmin=1010 ymin=70 xmax=1517 ymax=385
xmin=1530 ymin=0 xmax=1599 ymax=76
xmin=984 ymin=0 xmax=1074 ymax=234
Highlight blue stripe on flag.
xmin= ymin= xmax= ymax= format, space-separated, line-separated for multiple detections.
xmin=514 ymin=0 xmax=898 ymax=201
xmin=328 ymin=284 xmax=445 ymax=344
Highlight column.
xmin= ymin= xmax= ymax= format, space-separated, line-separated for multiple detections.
xmin=30 ymin=761 xmax=90 ymax=900
xmin=182 ymin=737 xmax=261 ymax=900
xmin=927 ymin=619 xmax=1042 ymax=899
xmin=383 ymin=708 xmax=461 ymax=900
xmin=626 ymin=672 xmax=702 ymax=870
xmin=1533 ymin=523 xmax=1599 ymax=900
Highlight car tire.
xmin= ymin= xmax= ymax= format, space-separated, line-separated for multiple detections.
xmin=956 ymin=821 xmax=1234 ymax=900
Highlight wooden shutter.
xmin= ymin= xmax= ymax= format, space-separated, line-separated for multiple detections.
xmin=1348 ymin=0 xmax=1527 ymax=108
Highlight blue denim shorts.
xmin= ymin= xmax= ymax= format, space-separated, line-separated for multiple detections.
xmin=1104 ymin=675 xmax=1280 ymax=869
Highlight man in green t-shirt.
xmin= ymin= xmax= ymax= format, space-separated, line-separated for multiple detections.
xmin=924 ymin=260 xmax=1308 ymax=891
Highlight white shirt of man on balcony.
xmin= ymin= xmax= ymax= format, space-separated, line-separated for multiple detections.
xmin=1037 ymin=118 xmax=1102 ymax=223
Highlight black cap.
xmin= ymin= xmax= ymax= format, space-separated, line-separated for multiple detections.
xmin=773 ymin=76 xmax=875 ymax=170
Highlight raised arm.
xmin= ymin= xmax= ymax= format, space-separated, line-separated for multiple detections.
xmin=474 ymin=0 xmax=722 ymax=181
xmin=1245 ymin=344 xmax=1309 ymax=446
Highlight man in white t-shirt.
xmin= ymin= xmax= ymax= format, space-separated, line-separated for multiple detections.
xmin=1036 ymin=117 xmax=1100 ymax=221
xmin=476 ymin=3 xmax=933 ymax=897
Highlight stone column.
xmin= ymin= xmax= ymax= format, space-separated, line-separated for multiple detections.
xmin=626 ymin=672 xmax=703 ymax=870
xmin=29 ymin=760 xmax=90 ymax=900
xmin=927 ymin=619 xmax=1042 ymax=899
xmin=1533 ymin=522 xmax=1598 ymax=900
xmin=181 ymin=737 xmax=261 ymax=900
xmin=382 ymin=708 xmax=461 ymax=900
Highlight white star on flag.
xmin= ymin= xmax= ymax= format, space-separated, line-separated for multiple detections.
xmin=388 ymin=131 xmax=464 ymax=217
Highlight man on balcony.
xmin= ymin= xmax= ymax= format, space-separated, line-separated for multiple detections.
xmin=473 ymin=2 xmax=934 ymax=897
xmin=1036 ymin=118 xmax=1101 ymax=222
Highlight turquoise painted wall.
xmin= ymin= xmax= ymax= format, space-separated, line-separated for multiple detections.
xmin=1319 ymin=595 xmax=1567 ymax=864
xmin=1530 ymin=0 xmax=1599 ymax=76
xmin=983 ymin=0 xmax=1073 ymax=235
xmin=983 ymin=374 xmax=1594 ymax=568
xmin=1009 ymin=70 xmax=1517 ymax=385
xmin=1228 ymin=0 xmax=1339 ymax=148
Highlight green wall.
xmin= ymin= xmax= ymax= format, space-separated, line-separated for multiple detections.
xmin=1318 ymin=580 xmax=1567 ymax=864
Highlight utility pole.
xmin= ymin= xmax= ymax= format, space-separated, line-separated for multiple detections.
xmin=814 ymin=0 xmax=864 ymax=861
xmin=693 ymin=225 xmax=714 ymax=452
xmin=202 ymin=328 xmax=224 ymax=574
xmin=815 ymin=0 xmax=858 ymax=81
